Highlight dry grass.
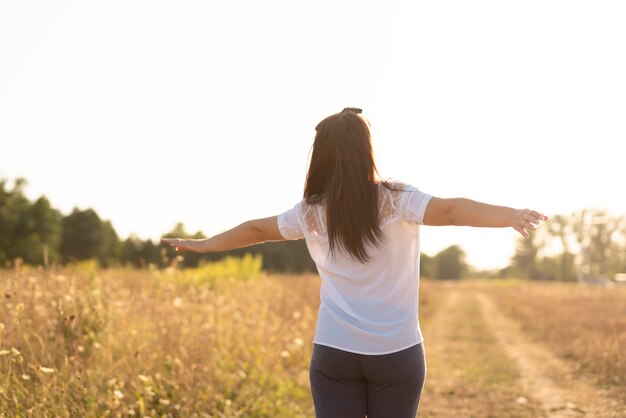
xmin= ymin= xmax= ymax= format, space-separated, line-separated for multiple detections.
xmin=1 ymin=262 xmax=320 ymax=417
xmin=478 ymin=279 xmax=626 ymax=398
xmin=2 ymin=266 xmax=625 ymax=417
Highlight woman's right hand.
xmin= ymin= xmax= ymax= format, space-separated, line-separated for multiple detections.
xmin=511 ymin=209 xmax=548 ymax=238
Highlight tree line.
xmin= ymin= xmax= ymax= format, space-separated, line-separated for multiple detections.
xmin=1 ymin=178 xmax=624 ymax=279
xmin=420 ymin=210 xmax=626 ymax=281
xmin=507 ymin=210 xmax=626 ymax=281
xmin=0 ymin=178 xmax=314 ymax=272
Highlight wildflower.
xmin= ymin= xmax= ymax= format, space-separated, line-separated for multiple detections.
xmin=11 ymin=348 xmax=20 ymax=356
xmin=0 ymin=350 xmax=9 ymax=356
xmin=173 ymin=297 xmax=183 ymax=307
xmin=77 ymin=345 xmax=85 ymax=353
xmin=293 ymin=337 xmax=304 ymax=346
xmin=39 ymin=367 xmax=54 ymax=374
xmin=292 ymin=311 xmax=302 ymax=320
xmin=139 ymin=374 xmax=150 ymax=383
xmin=159 ymin=399 xmax=171 ymax=406
xmin=280 ymin=350 xmax=290 ymax=358
xmin=113 ymin=389 xmax=124 ymax=399
xmin=22 ymin=374 xmax=30 ymax=380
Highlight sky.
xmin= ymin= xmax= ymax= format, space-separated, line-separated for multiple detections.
xmin=1 ymin=1 xmax=625 ymax=269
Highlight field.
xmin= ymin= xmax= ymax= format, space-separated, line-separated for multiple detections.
xmin=1 ymin=261 xmax=626 ymax=417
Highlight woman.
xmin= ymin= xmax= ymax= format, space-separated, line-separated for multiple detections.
xmin=162 ymin=107 xmax=547 ymax=418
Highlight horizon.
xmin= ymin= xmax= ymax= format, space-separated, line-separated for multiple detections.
xmin=4 ymin=175 xmax=623 ymax=272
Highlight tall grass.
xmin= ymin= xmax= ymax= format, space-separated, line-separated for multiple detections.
xmin=0 ymin=258 xmax=317 ymax=417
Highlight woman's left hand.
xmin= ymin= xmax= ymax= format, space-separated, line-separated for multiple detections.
xmin=161 ymin=238 xmax=190 ymax=252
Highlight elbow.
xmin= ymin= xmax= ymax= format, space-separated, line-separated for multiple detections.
xmin=247 ymin=220 xmax=266 ymax=243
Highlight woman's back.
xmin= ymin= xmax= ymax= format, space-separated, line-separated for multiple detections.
xmin=278 ymin=180 xmax=433 ymax=354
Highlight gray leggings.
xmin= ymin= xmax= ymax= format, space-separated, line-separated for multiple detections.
xmin=309 ymin=342 xmax=426 ymax=418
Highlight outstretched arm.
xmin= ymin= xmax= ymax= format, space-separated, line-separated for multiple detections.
xmin=161 ymin=216 xmax=285 ymax=253
xmin=423 ymin=197 xmax=547 ymax=238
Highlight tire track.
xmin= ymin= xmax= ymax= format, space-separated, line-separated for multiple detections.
xmin=418 ymin=290 xmax=461 ymax=416
xmin=475 ymin=291 xmax=626 ymax=418
xmin=422 ymin=290 xmax=461 ymax=347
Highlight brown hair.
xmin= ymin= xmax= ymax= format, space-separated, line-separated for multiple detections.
xmin=304 ymin=108 xmax=401 ymax=263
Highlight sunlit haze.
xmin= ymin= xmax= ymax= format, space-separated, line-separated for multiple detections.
xmin=1 ymin=1 xmax=625 ymax=269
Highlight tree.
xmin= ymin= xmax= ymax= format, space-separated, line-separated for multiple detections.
xmin=24 ymin=196 xmax=62 ymax=266
xmin=253 ymin=240 xmax=316 ymax=273
xmin=573 ymin=210 xmax=625 ymax=280
xmin=60 ymin=209 xmax=122 ymax=266
xmin=434 ymin=245 xmax=467 ymax=280
xmin=420 ymin=253 xmax=435 ymax=278
xmin=141 ymin=239 xmax=162 ymax=267
xmin=511 ymin=232 xmax=541 ymax=279
xmin=0 ymin=178 xmax=30 ymax=264
xmin=99 ymin=220 xmax=120 ymax=267
xmin=0 ymin=179 xmax=63 ymax=266
xmin=121 ymin=235 xmax=144 ymax=268
xmin=546 ymin=214 xmax=576 ymax=281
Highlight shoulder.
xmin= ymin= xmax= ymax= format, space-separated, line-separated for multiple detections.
xmin=380 ymin=179 xmax=433 ymax=219
xmin=378 ymin=178 xmax=416 ymax=193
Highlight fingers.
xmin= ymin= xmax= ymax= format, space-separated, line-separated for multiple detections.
xmin=160 ymin=238 xmax=187 ymax=251
xmin=515 ymin=209 xmax=548 ymax=239
xmin=161 ymin=238 xmax=182 ymax=245
xmin=514 ymin=225 xmax=530 ymax=239
xmin=520 ymin=211 xmax=544 ymax=226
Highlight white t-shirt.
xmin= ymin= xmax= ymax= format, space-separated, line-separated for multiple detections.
xmin=277 ymin=180 xmax=433 ymax=355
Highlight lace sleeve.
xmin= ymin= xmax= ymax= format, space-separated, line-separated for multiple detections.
xmin=277 ymin=201 xmax=304 ymax=240
xmin=378 ymin=181 xmax=405 ymax=226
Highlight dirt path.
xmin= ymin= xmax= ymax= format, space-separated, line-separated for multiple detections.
xmin=475 ymin=291 xmax=625 ymax=418
xmin=422 ymin=290 xmax=461 ymax=348
xmin=419 ymin=288 xmax=545 ymax=417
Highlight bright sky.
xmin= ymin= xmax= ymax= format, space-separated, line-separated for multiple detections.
xmin=1 ymin=1 xmax=625 ymax=269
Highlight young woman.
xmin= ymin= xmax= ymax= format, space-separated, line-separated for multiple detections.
xmin=161 ymin=108 xmax=547 ymax=418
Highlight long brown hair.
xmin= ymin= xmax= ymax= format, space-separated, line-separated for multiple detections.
xmin=304 ymin=108 xmax=398 ymax=263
